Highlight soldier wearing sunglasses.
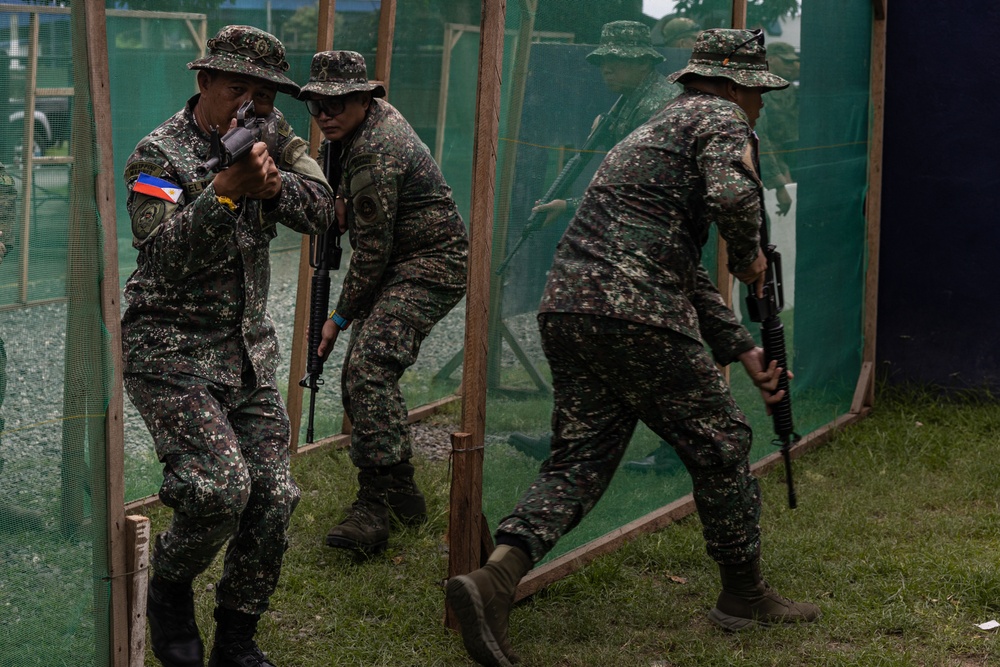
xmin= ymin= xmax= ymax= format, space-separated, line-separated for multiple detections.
xmin=299 ymin=51 xmax=468 ymax=559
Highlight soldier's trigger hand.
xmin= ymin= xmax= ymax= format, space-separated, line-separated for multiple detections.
xmin=316 ymin=318 xmax=340 ymax=361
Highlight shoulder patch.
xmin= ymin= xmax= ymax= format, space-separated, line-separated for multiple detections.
xmin=280 ymin=136 xmax=308 ymax=167
xmin=348 ymin=153 xmax=378 ymax=172
xmin=124 ymin=161 xmax=169 ymax=184
xmin=354 ymin=193 xmax=379 ymax=223
xmin=132 ymin=198 xmax=166 ymax=240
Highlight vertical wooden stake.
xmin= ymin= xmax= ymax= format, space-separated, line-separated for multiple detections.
xmin=126 ymin=515 xmax=151 ymax=667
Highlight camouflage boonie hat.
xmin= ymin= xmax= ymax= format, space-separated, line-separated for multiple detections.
xmin=296 ymin=51 xmax=386 ymax=100
xmin=586 ymin=21 xmax=665 ymax=65
xmin=187 ymin=25 xmax=299 ymax=96
xmin=667 ymin=28 xmax=789 ymax=90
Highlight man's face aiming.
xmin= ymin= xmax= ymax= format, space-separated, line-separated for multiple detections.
xmin=198 ymin=70 xmax=278 ymax=132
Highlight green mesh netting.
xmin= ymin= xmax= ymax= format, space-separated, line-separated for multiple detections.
xmin=0 ymin=1 xmax=873 ymax=662
xmin=0 ymin=3 xmax=111 ymax=665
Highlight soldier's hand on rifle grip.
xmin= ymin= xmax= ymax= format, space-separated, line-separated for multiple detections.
xmin=316 ymin=318 xmax=342 ymax=362
xmin=213 ymin=142 xmax=278 ymax=201
xmin=737 ymin=347 xmax=792 ymax=412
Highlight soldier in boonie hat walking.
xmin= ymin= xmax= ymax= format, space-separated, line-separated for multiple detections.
xmin=300 ymin=51 xmax=468 ymax=559
xmin=446 ymin=29 xmax=818 ymax=667
xmin=123 ymin=23 xmax=333 ymax=667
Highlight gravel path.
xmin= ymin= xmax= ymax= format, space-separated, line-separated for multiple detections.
xmin=0 ymin=236 xmax=545 ymax=512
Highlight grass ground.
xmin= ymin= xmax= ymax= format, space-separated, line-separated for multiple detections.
xmin=138 ymin=387 xmax=1000 ymax=666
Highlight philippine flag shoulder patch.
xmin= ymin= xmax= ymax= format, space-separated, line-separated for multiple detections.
xmin=133 ymin=172 xmax=182 ymax=203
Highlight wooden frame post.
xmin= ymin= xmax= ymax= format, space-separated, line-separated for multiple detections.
xmin=76 ymin=0 xmax=127 ymax=663
xmin=289 ymin=0 xmax=339 ymax=453
xmin=862 ymin=0 xmax=887 ymax=408
xmin=448 ymin=0 xmax=507 ymax=588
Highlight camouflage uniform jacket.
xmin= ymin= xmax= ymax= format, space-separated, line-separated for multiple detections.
xmin=121 ymin=95 xmax=333 ymax=387
xmin=330 ymin=99 xmax=468 ymax=332
xmin=565 ymin=71 xmax=679 ymax=214
xmin=539 ymin=88 xmax=760 ymax=365
xmin=606 ymin=69 xmax=680 ymax=145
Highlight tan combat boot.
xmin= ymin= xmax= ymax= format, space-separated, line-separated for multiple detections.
xmin=709 ymin=559 xmax=821 ymax=631
xmin=446 ymin=544 xmax=532 ymax=667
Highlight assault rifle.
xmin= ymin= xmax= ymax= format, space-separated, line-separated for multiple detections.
xmin=200 ymin=100 xmax=277 ymax=173
xmin=299 ymin=140 xmax=344 ymax=443
xmin=744 ymin=197 xmax=799 ymax=509
xmin=494 ymin=95 xmax=625 ymax=275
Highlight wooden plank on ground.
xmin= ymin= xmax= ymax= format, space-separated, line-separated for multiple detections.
xmin=126 ymin=515 xmax=151 ymax=667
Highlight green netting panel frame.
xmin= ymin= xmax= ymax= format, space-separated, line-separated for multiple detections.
xmin=0 ymin=3 xmax=119 ymax=665
xmin=480 ymin=0 xmax=873 ymax=566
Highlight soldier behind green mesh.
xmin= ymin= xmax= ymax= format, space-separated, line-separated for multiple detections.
xmin=0 ymin=160 xmax=43 ymax=532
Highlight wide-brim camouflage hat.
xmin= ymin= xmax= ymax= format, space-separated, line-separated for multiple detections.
xmin=586 ymin=20 xmax=665 ymax=65
xmin=187 ymin=25 xmax=300 ymax=96
xmin=667 ymin=28 xmax=789 ymax=90
xmin=296 ymin=51 xmax=386 ymax=100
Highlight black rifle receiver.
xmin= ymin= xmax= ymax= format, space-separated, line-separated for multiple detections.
xmin=299 ymin=140 xmax=344 ymax=444
xmin=201 ymin=100 xmax=262 ymax=173
xmin=495 ymin=95 xmax=625 ymax=275
xmin=744 ymin=137 xmax=799 ymax=509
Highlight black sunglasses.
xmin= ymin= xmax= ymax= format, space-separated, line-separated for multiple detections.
xmin=305 ymin=97 xmax=349 ymax=118
xmin=722 ymin=28 xmax=765 ymax=66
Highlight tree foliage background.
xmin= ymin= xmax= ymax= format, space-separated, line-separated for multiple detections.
xmin=673 ymin=0 xmax=801 ymax=28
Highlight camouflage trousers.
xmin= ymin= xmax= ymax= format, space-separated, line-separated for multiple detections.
xmin=341 ymin=281 xmax=463 ymax=468
xmin=497 ymin=313 xmax=761 ymax=565
xmin=124 ymin=372 xmax=300 ymax=615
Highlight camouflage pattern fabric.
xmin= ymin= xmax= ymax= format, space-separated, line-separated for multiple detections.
xmin=667 ymin=28 xmax=789 ymax=90
xmin=497 ymin=313 xmax=761 ymax=565
xmin=124 ymin=373 xmax=299 ymax=615
xmin=187 ymin=25 xmax=300 ymax=96
xmin=297 ymin=50 xmax=385 ymax=100
xmin=565 ymin=71 xmax=679 ymax=215
xmin=586 ymin=20 xmax=665 ymax=65
xmin=121 ymin=94 xmax=330 ymax=612
xmin=605 ymin=69 xmax=680 ymax=146
xmin=121 ymin=96 xmax=332 ymax=387
xmin=540 ymin=88 xmax=760 ymax=365
xmin=328 ymin=98 xmax=467 ymax=465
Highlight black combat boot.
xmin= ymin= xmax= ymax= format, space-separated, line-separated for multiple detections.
xmin=146 ymin=574 xmax=204 ymax=667
xmin=709 ymin=558 xmax=821 ymax=631
xmin=208 ymin=607 xmax=275 ymax=667
xmin=446 ymin=544 xmax=533 ymax=667
xmin=325 ymin=467 xmax=392 ymax=556
xmin=386 ymin=461 xmax=427 ymax=527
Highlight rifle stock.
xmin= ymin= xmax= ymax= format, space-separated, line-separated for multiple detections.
xmin=495 ymin=94 xmax=625 ymax=275
xmin=299 ymin=140 xmax=344 ymax=443
xmin=744 ymin=144 xmax=798 ymax=508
